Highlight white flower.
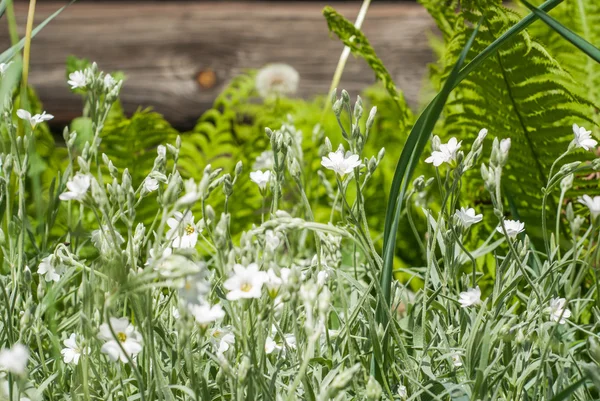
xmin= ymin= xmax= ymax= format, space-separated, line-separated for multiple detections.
xmin=179 ymin=272 xmax=211 ymax=305
xmin=98 ymin=317 xmax=143 ymax=363
xmin=451 ymin=351 xmax=463 ymax=367
xmin=16 ymin=109 xmax=54 ymax=128
xmin=265 ymin=230 xmax=281 ymax=252
xmin=146 ymin=246 xmax=172 ymax=268
xmin=61 ymin=333 xmax=89 ymax=365
xmin=255 ymin=63 xmax=299 ymax=99
xmin=172 ymin=306 xmax=180 ymax=319
xmin=208 ymin=327 xmax=235 ymax=354
xmin=59 ymin=173 xmax=91 ymax=201
xmin=250 ymin=170 xmax=271 ymax=191
xmin=188 ymin=303 xmax=225 ymax=326
xmin=454 ymin=207 xmax=483 ymax=228
xmin=496 ymin=219 xmax=525 ymax=238
xmin=103 ymin=73 xmax=117 ymax=91
xmin=265 ymin=268 xmax=290 ymax=297
xmin=68 ymin=70 xmax=87 ymax=89
xmin=0 ymin=344 xmax=29 ymax=375
xmin=166 ymin=211 xmax=199 ymax=249
xmin=282 ymin=334 xmax=297 ymax=350
xmin=499 ymin=138 xmax=511 ymax=155
xmin=143 ymin=177 xmax=159 ymax=193
xmin=546 ymin=297 xmax=572 ymax=324
xmin=477 ymin=128 xmax=488 ymax=142
xmin=321 ymin=148 xmax=361 ymax=177
xmin=425 ymin=137 xmax=461 ymax=167
xmin=398 ymin=385 xmax=408 ymax=399
xmin=572 ymin=124 xmax=597 ymax=151
xmin=223 ymin=263 xmax=269 ymax=301
xmin=253 ymin=150 xmax=274 ymax=170
xmin=578 ymin=195 xmax=600 ymax=219
xmin=0 ymin=61 xmax=13 ymax=76
xmin=265 ymin=337 xmax=278 ymax=354
xmin=317 ymin=270 xmax=330 ymax=287
xmin=37 ymin=254 xmax=62 ymax=282
xmin=458 ymin=286 xmax=481 ymax=308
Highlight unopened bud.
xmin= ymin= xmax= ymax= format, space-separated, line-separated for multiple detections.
xmin=560 ymin=174 xmax=574 ymax=192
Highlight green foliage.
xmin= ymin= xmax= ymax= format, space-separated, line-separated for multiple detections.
xmin=426 ymin=1 xmax=598 ymax=239
xmin=322 ymin=6 xmax=412 ymax=132
xmin=527 ymin=0 xmax=600 ymax=105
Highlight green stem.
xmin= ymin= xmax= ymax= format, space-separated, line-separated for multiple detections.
xmin=321 ymin=0 xmax=372 ymax=120
xmin=6 ymin=0 xmax=20 ymax=46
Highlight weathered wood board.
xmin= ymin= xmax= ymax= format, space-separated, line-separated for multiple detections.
xmin=1 ymin=2 xmax=437 ymax=130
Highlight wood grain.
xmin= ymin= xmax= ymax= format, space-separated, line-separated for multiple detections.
xmin=1 ymin=2 xmax=436 ymax=130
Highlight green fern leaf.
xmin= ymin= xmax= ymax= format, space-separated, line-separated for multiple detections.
xmin=429 ymin=3 xmax=598 ymax=238
xmin=322 ymin=6 xmax=412 ymax=130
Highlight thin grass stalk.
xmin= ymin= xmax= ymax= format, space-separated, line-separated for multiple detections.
xmin=321 ymin=0 xmax=372 ymax=120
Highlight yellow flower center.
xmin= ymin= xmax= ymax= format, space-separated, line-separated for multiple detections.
xmin=241 ymin=283 xmax=253 ymax=292
xmin=117 ymin=332 xmax=127 ymax=343
xmin=185 ymin=224 xmax=195 ymax=235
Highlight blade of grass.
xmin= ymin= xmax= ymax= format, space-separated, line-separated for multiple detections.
xmin=376 ymin=0 xmax=564 ymax=381
xmin=321 ymin=0 xmax=372 ymax=120
xmin=521 ymin=0 xmax=600 ymax=63
xmin=373 ymin=13 xmax=483 ymax=381
xmin=0 ymin=0 xmax=74 ymax=64
xmin=0 ymin=0 xmax=7 ymax=19
xmin=0 ymin=57 xmax=21 ymax=115
xmin=379 ymin=0 xmax=564 ymax=320
xmin=547 ymin=378 xmax=585 ymax=401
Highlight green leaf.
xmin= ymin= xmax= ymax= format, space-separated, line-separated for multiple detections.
xmin=0 ymin=0 xmax=7 ymax=20
xmin=322 ymin=6 xmax=411 ymax=125
xmin=0 ymin=57 xmax=21 ymax=115
xmin=376 ymin=0 xmax=564 ymax=380
xmin=0 ymin=1 xmax=75 ymax=64
xmin=431 ymin=0 xmax=595 ymax=241
xmin=548 ymin=378 xmax=585 ymax=401
xmin=522 ymin=0 xmax=600 ymax=63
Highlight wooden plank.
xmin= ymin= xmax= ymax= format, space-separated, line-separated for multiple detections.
xmin=1 ymin=2 xmax=436 ymax=130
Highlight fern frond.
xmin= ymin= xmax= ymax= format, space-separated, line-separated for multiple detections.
xmin=322 ymin=6 xmax=412 ymax=131
xmin=429 ymin=3 xmax=598 ymax=238
xmin=527 ymin=0 xmax=600 ymax=105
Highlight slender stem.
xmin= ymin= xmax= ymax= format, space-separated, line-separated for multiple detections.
xmin=22 ymin=0 xmax=37 ymax=93
xmin=321 ymin=0 xmax=372 ymax=120
xmin=6 ymin=0 xmax=20 ymax=46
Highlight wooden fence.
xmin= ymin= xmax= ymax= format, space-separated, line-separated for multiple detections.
xmin=1 ymin=2 xmax=436 ymax=130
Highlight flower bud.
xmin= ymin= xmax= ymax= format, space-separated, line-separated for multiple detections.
xmin=238 ymin=355 xmax=251 ymax=383
xmin=332 ymin=98 xmax=343 ymax=117
xmin=559 ymin=161 xmax=581 ymax=175
xmin=324 ymin=137 xmax=332 ymax=153
xmin=366 ymin=106 xmax=377 ymax=132
xmin=353 ymin=95 xmax=363 ymax=121
xmin=560 ymin=174 xmax=574 ymax=192
xmin=341 ymin=89 xmax=350 ymax=105
xmin=431 ymin=135 xmax=441 ymax=152
xmin=566 ymin=202 xmax=574 ymax=222
xmin=366 ymin=376 xmax=382 ymax=400
xmin=235 ymin=161 xmax=243 ymax=176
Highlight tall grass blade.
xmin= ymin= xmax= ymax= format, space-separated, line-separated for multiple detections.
xmin=377 ymin=0 xmax=564 ymax=380
xmin=0 ymin=0 xmax=74 ymax=64
xmin=521 ymin=0 xmax=600 ymax=64
xmin=372 ymin=14 xmax=482 ymax=381
xmin=0 ymin=57 xmax=21 ymax=115
xmin=0 ymin=0 xmax=7 ymax=19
